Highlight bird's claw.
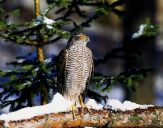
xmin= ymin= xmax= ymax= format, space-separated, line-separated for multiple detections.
xmin=79 ymin=95 xmax=91 ymax=113
xmin=71 ymin=104 xmax=78 ymax=119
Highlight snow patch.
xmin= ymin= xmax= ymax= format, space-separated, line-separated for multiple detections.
xmin=0 ymin=93 xmax=73 ymax=121
xmin=20 ymin=81 xmax=32 ymax=87
xmin=43 ymin=16 xmax=55 ymax=25
xmin=33 ymin=16 xmax=42 ymax=26
xmin=34 ymin=67 xmax=39 ymax=72
xmin=86 ymin=99 xmax=103 ymax=110
xmin=105 ymin=99 xmax=153 ymax=111
xmin=132 ymin=24 xmax=146 ymax=39
xmin=33 ymin=16 xmax=55 ymax=29
xmin=44 ymin=58 xmax=52 ymax=63
xmin=17 ymin=58 xmax=25 ymax=63
xmin=43 ymin=16 xmax=55 ymax=29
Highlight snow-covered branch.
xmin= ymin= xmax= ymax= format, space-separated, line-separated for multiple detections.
xmin=0 ymin=93 xmax=162 ymax=128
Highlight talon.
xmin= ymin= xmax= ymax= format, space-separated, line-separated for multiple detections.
xmin=79 ymin=95 xmax=91 ymax=113
xmin=71 ymin=104 xmax=78 ymax=119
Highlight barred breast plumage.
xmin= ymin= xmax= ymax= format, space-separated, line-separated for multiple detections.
xmin=57 ymin=33 xmax=93 ymax=104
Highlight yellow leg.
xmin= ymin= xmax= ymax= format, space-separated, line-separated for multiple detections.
xmin=79 ymin=95 xmax=84 ymax=107
xmin=70 ymin=95 xmax=91 ymax=119
xmin=71 ymin=104 xmax=78 ymax=119
xmin=79 ymin=95 xmax=91 ymax=113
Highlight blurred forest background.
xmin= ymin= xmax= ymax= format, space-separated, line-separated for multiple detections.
xmin=0 ymin=0 xmax=163 ymax=113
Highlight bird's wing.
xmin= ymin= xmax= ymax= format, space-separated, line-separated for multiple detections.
xmin=82 ymin=48 xmax=94 ymax=100
xmin=87 ymin=49 xmax=94 ymax=85
xmin=57 ymin=49 xmax=68 ymax=94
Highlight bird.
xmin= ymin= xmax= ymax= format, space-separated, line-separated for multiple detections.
xmin=57 ymin=33 xmax=94 ymax=112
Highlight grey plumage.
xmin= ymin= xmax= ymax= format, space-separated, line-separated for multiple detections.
xmin=57 ymin=33 xmax=93 ymax=104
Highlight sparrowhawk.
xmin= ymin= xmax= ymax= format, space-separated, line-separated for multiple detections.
xmin=57 ymin=33 xmax=94 ymax=105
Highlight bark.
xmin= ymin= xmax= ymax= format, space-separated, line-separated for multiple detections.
xmin=0 ymin=107 xmax=162 ymax=128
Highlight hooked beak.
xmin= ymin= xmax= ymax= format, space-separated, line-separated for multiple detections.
xmin=87 ymin=36 xmax=90 ymax=43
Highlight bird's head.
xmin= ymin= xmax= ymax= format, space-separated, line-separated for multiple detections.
xmin=67 ymin=33 xmax=90 ymax=46
xmin=73 ymin=33 xmax=90 ymax=43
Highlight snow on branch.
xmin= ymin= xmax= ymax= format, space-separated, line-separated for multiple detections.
xmin=132 ymin=23 xmax=158 ymax=39
xmin=0 ymin=93 xmax=162 ymax=128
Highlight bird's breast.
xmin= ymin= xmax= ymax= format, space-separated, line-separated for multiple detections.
xmin=67 ymin=44 xmax=89 ymax=68
xmin=62 ymin=44 xmax=92 ymax=100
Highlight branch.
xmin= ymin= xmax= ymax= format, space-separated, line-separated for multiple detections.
xmin=0 ymin=107 xmax=162 ymax=127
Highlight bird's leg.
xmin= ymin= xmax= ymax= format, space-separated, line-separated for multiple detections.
xmin=79 ymin=95 xmax=85 ymax=108
xmin=69 ymin=96 xmax=78 ymax=119
xmin=71 ymin=102 xmax=78 ymax=119
xmin=79 ymin=95 xmax=91 ymax=113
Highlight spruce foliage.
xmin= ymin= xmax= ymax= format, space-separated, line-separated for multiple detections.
xmin=0 ymin=0 xmax=157 ymax=112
